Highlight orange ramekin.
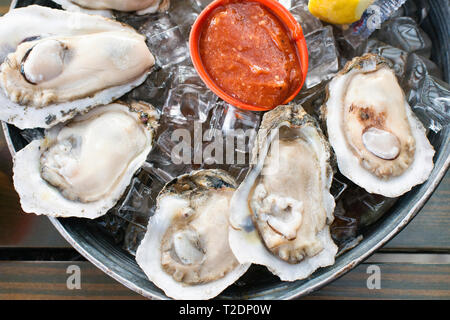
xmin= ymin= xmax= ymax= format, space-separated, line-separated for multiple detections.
xmin=189 ymin=0 xmax=309 ymax=112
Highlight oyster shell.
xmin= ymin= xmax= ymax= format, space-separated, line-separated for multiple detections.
xmin=0 ymin=5 xmax=137 ymax=62
xmin=52 ymin=0 xmax=170 ymax=17
xmin=13 ymin=101 xmax=159 ymax=218
xmin=136 ymin=170 xmax=250 ymax=300
xmin=0 ymin=6 xmax=155 ymax=129
xmin=229 ymin=105 xmax=337 ymax=281
xmin=322 ymin=54 xmax=435 ymax=197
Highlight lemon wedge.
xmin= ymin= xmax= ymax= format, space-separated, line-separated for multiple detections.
xmin=308 ymin=0 xmax=374 ymax=25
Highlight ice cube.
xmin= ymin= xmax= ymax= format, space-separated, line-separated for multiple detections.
xmin=199 ymin=102 xmax=261 ymax=177
xmin=116 ymin=177 xmax=152 ymax=222
xmin=116 ymin=170 xmax=164 ymax=220
xmin=304 ymin=26 xmax=339 ymax=89
xmin=330 ymin=200 xmax=359 ymax=245
xmin=408 ymin=75 xmax=450 ymax=133
xmin=331 ymin=175 xmax=348 ymax=201
xmin=210 ymin=102 xmax=261 ymax=133
xmin=163 ymin=66 xmax=218 ymax=124
xmin=208 ymin=102 xmax=260 ymax=158
xmin=138 ymin=13 xmax=175 ymax=35
xmin=357 ymin=192 xmax=398 ymax=228
xmin=333 ymin=183 xmax=398 ymax=239
xmin=364 ymin=39 xmax=409 ymax=79
xmin=289 ymin=1 xmax=322 ymax=35
xmin=335 ymin=30 xmax=367 ymax=65
xmin=123 ymin=223 xmax=146 ymax=255
xmin=115 ymin=170 xmax=168 ymax=240
xmin=96 ymin=212 xmax=127 ymax=245
xmin=140 ymin=14 xmax=190 ymax=68
xmin=170 ymin=0 xmax=201 ymax=38
xmin=402 ymin=53 xmax=443 ymax=92
xmin=126 ymin=65 xmax=174 ymax=108
xmin=292 ymin=82 xmax=326 ymax=118
xmin=402 ymin=0 xmax=429 ymax=24
xmin=147 ymin=120 xmax=200 ymax=177
xmin=190 ymin=0 xmax=214 ymax=11
xmin=375 ymin=17 xmax=432 ymax=58
xmin=152 ymin=124 xmax=194 ymax=166
xmin=342 ymin=0 xmax=408 ymax=49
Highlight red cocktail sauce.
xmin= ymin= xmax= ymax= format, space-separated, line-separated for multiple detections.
xmin=199 ymin=1 xmax=302 ymax=109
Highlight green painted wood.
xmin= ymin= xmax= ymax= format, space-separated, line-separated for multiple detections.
xmin=383 ymin=170 xmax=450 ymax=251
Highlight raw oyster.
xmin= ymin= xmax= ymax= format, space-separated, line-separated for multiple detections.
xmin=322 ymin=54 xmax=435 ymax=197
xmin=229 ymin=105 xmax=337 ymax=281
xmin=0 ymin=6 xmax=155 ymax=129
xmin=136 ymin=170 xmax=250 ymax=300
xmin=52 ymin=0 xmax=170 ymax=17
xmin=13 ymin=101 xmax=159 ymax=219
xmin=0 ymin=5 xmax=137 ymax=62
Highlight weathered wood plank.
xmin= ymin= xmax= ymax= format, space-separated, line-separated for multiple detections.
xmin=0 ymin=0 xmax=10 ymax=15
xmin=0 ymin=261 xmax=145 ymax=300
xmin=0 ymin=130 xmax=70 ymax=248
xmin=0 ymin=171 xmax=70 ymax=248
xmin=0 ymin=261 xmax=449 ymax=300
xmin=383 ymin=170 xmax=450 ymax=251
xmin=305 ymin=263 xmax=450 ymax=300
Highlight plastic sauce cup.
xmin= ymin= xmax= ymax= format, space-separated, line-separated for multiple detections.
xmin=189 ymin=0 xmax=309 ymax=112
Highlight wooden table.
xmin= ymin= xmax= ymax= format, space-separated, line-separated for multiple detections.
xmin=0 ymin=1 xmax=449 ymax=300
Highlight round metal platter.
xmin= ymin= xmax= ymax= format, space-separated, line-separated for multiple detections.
xmin=2 ymin=0 xmax=449 ymax=299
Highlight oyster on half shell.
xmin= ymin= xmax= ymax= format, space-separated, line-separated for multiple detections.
xmin=0 ymin=6 xmax=155 ymax=129
xmin=0 ymin=5 xmax=138 ymax=63
xmin=52 ymin=0 xmax=170 ymax=17
xmin=136 ymin=170 xmax=250 ymax=300
xmin=13 ymin=101 xmax=159 ymax=219
xmin=322 ymin=54 xmax=435 ymax=197
xmin=229 ymin=105 xmax=337 ymax=281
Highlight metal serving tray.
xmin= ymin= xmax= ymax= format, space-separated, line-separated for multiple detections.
xmin=2 ymin=0 xmax=449 ymax=299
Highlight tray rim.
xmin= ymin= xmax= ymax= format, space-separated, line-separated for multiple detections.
xmin=2 ymin=0 xmax=450 ymax=300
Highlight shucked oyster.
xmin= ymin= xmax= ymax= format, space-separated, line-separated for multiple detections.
xmin=0 ymin=5 xmax=137 ymax=63
xmin=13 ymin=101 xmax=159 ymax=219
xmin=52 ymin=0 xmax=170 ymax=17
xmin=0 ymin=6 xmax=155 ymax=129
xmin=323 ymin=54 xmax=435 ymax=197
xmin=229 ymin=105 xmax=337 ymax=281
xmin=136 ymin=170 xmax=250 ymax=300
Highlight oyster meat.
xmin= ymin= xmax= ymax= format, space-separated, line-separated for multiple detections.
xmin=0 ymin=5 xmax=137 ymax=62
xmin=229 ymin=105 xmax=337 ymax=281
xmin=52 ymin=0 xmax=170 ymax=17
xmin=136 ymin=170 xmax=250 ymax=300
xmin=322 ymin=54 xmax=435 ymax=197
xmin=13 ymin=101 xmax=159 ymax=219
xmin=0 ymin=6 xmax=155 ymax=129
